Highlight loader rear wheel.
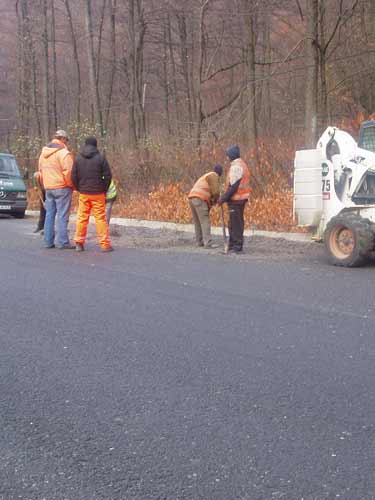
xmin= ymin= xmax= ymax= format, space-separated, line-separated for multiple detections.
xmin=324 ymin=214 xmax=375 ymax=267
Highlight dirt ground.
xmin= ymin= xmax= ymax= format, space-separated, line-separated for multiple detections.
xmin=26 ymin=213 xmax=324 ymax=261
xmin=106 ymin=223 xmax=325 ymax=262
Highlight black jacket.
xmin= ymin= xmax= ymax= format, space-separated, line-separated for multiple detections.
xmin=220 ymin=179 xmax=242 ymax=203
xmin=71 ymin=145 xmax=112 ymax=194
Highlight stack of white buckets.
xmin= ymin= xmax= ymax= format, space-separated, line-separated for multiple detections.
xmin=293 ymin=149 xmax=323 ymax=227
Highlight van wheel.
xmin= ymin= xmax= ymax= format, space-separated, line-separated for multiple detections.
xmin=324 ymin=214 xmax=375 ymax=267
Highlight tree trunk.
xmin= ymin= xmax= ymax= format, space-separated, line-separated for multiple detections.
xmin=84 ymin=0 xmax=104 ymax=136
xmin=262 ymin=11 xmax=272 ymax=135
xmin=304 ymin=0 xmax=319 ymax=147
xmin=135 ymin=0 xmax=146 ymax=141
xmin=128 ymin=0 xmax=138 ymax=146
xmin=96 ymin=0 xmax=107 ymax=90
xmin=51 ymin=0 xmax=58 ymax=131
xmin=105 ymin=0 xmax=117 ymax=133
xmin=64 ymin=0 xmax=81 ymax=128
xmin=243 ymin=0 xmax=258 ymax=152
xmin=42 ymin=0 xmax=50 ymax=141
xmin=167 ymin=13 xmax=179 ymax=137
xmin=128 ymin=0 xmax=146 ymax=146
xmin=21 ymin=0 xmax=42 ymax=139
xmin=163 ymin=16 xmax=171 ymax=136
xmin=177 ymin=13 xmax=193 ymax=135
xmin=195 ymin=1 xmax=210 ymax=148
xmin=318 ymin=0 xmax=328 ymax=128
xmin=16 ymin=0 xmax=31 ymax=137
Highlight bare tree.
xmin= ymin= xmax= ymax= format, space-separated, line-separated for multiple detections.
xmin=242 ymin=0 xmax=258 ymax=150
xmin=51 ymin=0 xmax=58 ymax=131
xmin=64 ymin=0 xmax=81 ymax=127
xmin=84 ymin=0 xmax=104 ymax=135
xmin=16 ymin=0 xmax=31 ymax=137
xmin=195 ymin=0 xmax=211 ymax=148
xmin=127 ymin=0 xmax=146 ymax=146
xmin=317 ymin=0 xmax=359 ymax=127
xmin=105 ymin=0 xmax=117 ymax=133
xmin=304 ymin=0 xmax=319 ymax=147
xmin=42 ymin=0 xmax=50 ymax=140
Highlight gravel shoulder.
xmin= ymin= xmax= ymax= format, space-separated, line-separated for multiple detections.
xmin=108 ymin=223 xmax=325 ymax=263
xmin=25 ymin=213 xmax=325 ymax=263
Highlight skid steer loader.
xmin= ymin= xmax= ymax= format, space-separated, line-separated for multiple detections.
xmin=294 ymin=121 xmax=375 ymax=267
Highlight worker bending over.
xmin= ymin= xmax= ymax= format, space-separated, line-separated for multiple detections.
xmin=188 ymin=164 xmax=223 ymax=248
xmin=219 ymin=145 xmax=250 ymax=253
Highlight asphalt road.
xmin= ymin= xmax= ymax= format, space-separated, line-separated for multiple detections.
xmin=1 ymin=217 xmax=375 ymax=500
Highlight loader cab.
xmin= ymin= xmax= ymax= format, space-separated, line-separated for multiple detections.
xmin=358 ymin=120 xmax=375 ymax=152
xmin=0 ymin=153 xmax=28 ymax=218
xmin=349 ymin=121 xmax=375 ymax=204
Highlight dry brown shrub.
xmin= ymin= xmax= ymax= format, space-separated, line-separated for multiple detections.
xmin=27 ymin=139 xmax=305 ymax=232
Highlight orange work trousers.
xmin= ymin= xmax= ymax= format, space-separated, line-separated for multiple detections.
xmin=74 ymin=193 xmax=111 ymax=249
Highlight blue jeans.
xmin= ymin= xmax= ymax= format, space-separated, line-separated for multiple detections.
xmin=44 ymin=188 xmax=73 ymax=248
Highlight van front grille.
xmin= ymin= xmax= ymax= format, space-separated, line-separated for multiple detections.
xmin=0 ymin=191 xmax=17 ymax=201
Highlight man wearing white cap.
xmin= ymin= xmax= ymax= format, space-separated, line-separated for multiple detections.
xmin=38 ymin=130 xmax=75 ymax=249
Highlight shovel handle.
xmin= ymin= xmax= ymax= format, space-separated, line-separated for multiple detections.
xmin=36 ymin=189 xmax=45 ymax=209
xmin=221 ymin=205 xmax=227 ymax=239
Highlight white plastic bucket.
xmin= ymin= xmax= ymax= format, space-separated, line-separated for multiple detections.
xmin=294 ymin=149 xmax=323 ymax=226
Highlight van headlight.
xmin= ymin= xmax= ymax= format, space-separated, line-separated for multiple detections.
xmin=17 ymin=191 xmax=27 ymax=199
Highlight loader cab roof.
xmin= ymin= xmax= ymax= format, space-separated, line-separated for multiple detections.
xmin=358 ymin=120 xmax=375 ymax=153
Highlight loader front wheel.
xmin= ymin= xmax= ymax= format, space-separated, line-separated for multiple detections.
xmin=324 ymin=214 xmax=375 ymax=267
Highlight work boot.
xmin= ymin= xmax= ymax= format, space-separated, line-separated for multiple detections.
xmin=76 ymin=243 xmax=84 ymax=252
xmin=228 ymin=248 xmax=242 ymax=254
xmin=101 ymin=246 xmax=114 ymax=253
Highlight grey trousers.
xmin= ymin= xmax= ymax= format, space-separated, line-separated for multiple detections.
xmin=106 ymin=199 xmax=115 ymax=224
xmin=189 ymin=197 xmax=212 ymax=246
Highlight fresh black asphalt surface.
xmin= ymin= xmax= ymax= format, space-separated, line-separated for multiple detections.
xmin=1 ymin=217 xmax=375 ymax=500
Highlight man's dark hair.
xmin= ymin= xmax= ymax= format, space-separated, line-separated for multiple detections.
xmin=213 ymin=164 xmax=223 ymax=176
xmin=85 ymin=136 xmax=98 ymax=148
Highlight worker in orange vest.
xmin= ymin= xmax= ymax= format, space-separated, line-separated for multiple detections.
xmin=218 ymin=145 xmax=250 ymax=253
xmin=38 ymin=129 xmax=75 ymax=249
xmin=188 ymin=164 xmax=223 ymax=248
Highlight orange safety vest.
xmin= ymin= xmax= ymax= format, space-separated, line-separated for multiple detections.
xmin=225 ymin=159 xmax=251 ymax=201
xmin=188 ymin=172 xmax=213 ymax=203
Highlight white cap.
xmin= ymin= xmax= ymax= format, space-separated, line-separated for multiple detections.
xmin=55 ymin=129 xmax=69 ymax=139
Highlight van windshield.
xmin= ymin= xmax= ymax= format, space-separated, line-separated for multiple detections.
xmin=0 ymin=156 xmax=20 ymax=177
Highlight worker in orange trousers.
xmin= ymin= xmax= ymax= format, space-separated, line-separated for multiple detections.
xmin=71 ymin=137 xmax=113 ymax=252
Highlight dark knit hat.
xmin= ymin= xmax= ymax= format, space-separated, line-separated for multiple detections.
xmin=226 ymin=144 xmax=240 ymax=161
xmin=85 ymin=136 xmax=98 ymax=147
xmin=213 ymin=164 xmax=223 ymax=176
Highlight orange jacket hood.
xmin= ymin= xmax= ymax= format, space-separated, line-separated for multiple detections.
xmin=41 ymin=139 xmax=66 ymax=159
